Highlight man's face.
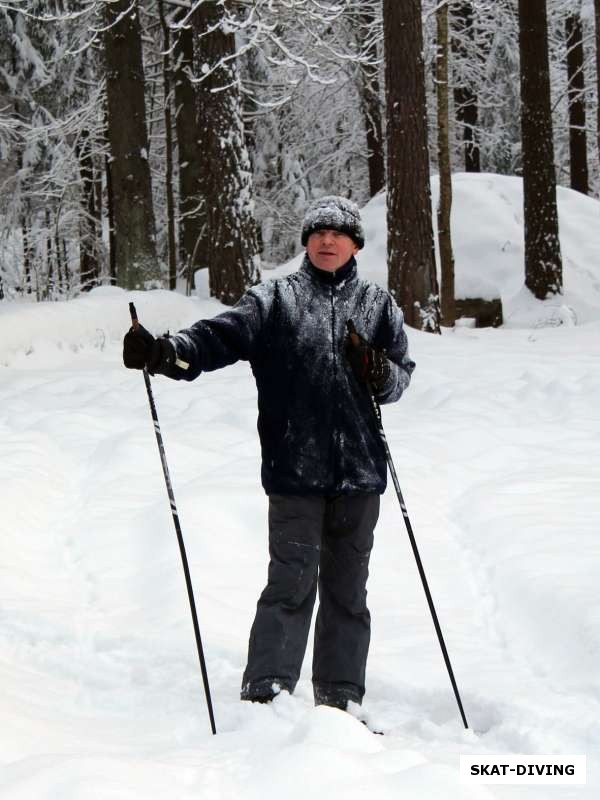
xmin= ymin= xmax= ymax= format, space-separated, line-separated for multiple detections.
xmin=306 ymin=229 xmax=359 ymax=272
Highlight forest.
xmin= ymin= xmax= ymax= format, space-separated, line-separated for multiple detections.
xmin=1 ymin=0 xmax=599 ymax=331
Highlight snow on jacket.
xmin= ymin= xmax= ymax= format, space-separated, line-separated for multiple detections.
xmin=168 ymin=256 xmax=415 ymax=495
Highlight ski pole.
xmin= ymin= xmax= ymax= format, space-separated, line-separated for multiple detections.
xmin=347 ymin=320 xmax=469 ymax=730
xmin=129 ymin=302 xmax=217 ymax=736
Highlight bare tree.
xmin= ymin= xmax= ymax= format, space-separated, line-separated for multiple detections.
xmin=565 ymin=7 xmax=589 ymax=194
xmin=383 ymin=0 xmax=440 ymax=332
xmin=105 ymin=0 xmax=158 ymax=289
xmin=518 ymin=0 xmax=562 ymax=299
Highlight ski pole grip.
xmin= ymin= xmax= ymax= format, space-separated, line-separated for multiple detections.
xmin=347 ymin=319 xmax=360 ymax=347
xmin=129 ymin=302 xmax=139 ymax=331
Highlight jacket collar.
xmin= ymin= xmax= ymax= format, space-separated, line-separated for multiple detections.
xmin=301 ymin=255 xmax=357 ymax=286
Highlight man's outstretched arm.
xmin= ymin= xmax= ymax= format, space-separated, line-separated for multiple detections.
xmin=123 ymin=288 xmax=267 ymax=381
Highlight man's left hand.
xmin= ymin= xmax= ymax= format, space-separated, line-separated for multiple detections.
xmin=345 ymin=332 xmax=390 ymax=392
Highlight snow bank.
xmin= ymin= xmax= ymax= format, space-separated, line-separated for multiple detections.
xmin=269 ymin=173 xmax=600 ymax=327
xmin=0 ymin=287 xmax=213 ymax=367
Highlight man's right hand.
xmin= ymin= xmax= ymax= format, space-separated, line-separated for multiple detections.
xmin=123 ymin=325 xmax=175 ymax=375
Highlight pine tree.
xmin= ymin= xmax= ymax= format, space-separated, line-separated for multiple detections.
xmin=156 ymin=0 xmax=177 ymax=290
xmin=192 ymin=1 xmax=260 ymax=305
xmin=451 ymin=1 xmax=480 ymax=173
xmin=436 ymin=1 xmax=455 ymax=326
xmin=565 ymin=7 xmax=589 ymax=194
xmin=172 ymin=10 xmax=206 ymax=294
xmin=104 ymin=0 xmax=158 ymax=289
xmin=518 ymin=0 xmax=563 ymax=300
xmin=383 ymin=0 xmax=440 ymax=332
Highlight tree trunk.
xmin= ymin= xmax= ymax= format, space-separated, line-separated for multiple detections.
xmin=55 ymin=227 xmax=64 ymax=294
xmin=518 ymin=0 xmax=563 ymax=299
xmin=45 ymin=206 xmax=53 ymax=300
xmin=103 ymin=106 xmax=117 ymax=286
xmin=595 ymin=0 xmax=600 ymax=165
xmin=356 ymin=6 xmax=385 ymax=197
xmin=193 ymin=1 xmax=260 ymax=305
xmin=451 ymin=1 xmax=480 ymax=172
xmin=157 ymin=0 xmax=178 ymax=290
xmin=437 ymin=3 xmax=455 ymax=327
xmin=76 ymin=128 xmax=100 ymax=291
xmin=383 ymin=0 xmax=440 ymax=332
xmin=105 ymin=149 xmax=117 ymax=286
xmin=104 ymin=0 xmax=158 ymax=289
xmin=21 ymin=212 xmax=32 ymax=295
xmin=566 ymin=12 xmax=589 ymax=194
xmin=173 ymin=14 xmax=207 ymax=294
xmin=62 ymin=238 xmax=70 ymax=294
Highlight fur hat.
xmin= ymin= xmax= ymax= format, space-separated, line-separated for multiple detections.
xmin=301 ymin=195 xmax=365 ymax=249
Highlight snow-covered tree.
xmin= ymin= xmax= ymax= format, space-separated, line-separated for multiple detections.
xmin=436 ymin=1 xmax=456 ymax=326
xmin=383 ymin=0 xmax=440 ymax=332
xmin=518 ymin=0 xmax=563 ymax=298
xmin=105 ymin=0 xmax=158 ymax=290
xmin=451 ymin=1 xmax=481 ymax=173
xmin=565 ymin=2 xmax=589 ymax=193
xmin=189 ymin=0 xmax=260 ymax=304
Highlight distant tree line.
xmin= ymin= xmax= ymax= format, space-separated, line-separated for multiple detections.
xmin=0 ymin=0 xmax=599 ymax=330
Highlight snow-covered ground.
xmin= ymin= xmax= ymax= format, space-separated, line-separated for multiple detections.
xmin=1 ymin=175 xmax=599 ymax=798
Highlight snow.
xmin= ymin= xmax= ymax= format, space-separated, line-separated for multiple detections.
xmin=1 ymin=173 xmax=599 ymax=798
xmin=277 ymin=173 xmax=600 ymax=327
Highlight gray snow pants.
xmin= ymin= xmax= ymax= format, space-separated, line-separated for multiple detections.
xmin=241 ymin=492 xmax=380 ymax=707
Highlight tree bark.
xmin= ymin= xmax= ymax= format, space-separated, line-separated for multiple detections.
xmin=451 ymin=1 xmax=480 ymax=172
xmin=21 ymin=212 xmax=32 ymax=295
xmin=104 ymin=0 xmax=158 ymax=289
xmin=437 ymin=3 xmax=455 ymax=327
xmin=383 ymin=0 xmax=440 ymax=332
xmin=173 ymin=15 xmax=207 ymax=294
xmin=193 ymin=1 xmax=260 ymax=305
xmin=566 ymin=12 xmax=589 ymax=194
xmin=518 ymin=0 xmax=563 ymax=299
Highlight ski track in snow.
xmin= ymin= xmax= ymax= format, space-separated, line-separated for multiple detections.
xmin=1 ymin=303 xmax=598 ymax=799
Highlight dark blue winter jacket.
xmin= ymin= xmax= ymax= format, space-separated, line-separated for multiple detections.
xmin=168 ymin=256 xmax=415 ymax=495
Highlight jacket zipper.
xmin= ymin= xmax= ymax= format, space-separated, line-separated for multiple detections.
xmin=330 ymin=284 xmax=338 ymax=490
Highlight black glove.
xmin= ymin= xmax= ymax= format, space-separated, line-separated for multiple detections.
xmin=345 ymin=330 xmax=390 ymax=392
xmin=123 ymin=325 xmax=176 ymax=376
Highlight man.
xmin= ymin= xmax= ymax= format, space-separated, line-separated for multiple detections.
xmin=123 ymin=195 xmax=415 ymax=711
